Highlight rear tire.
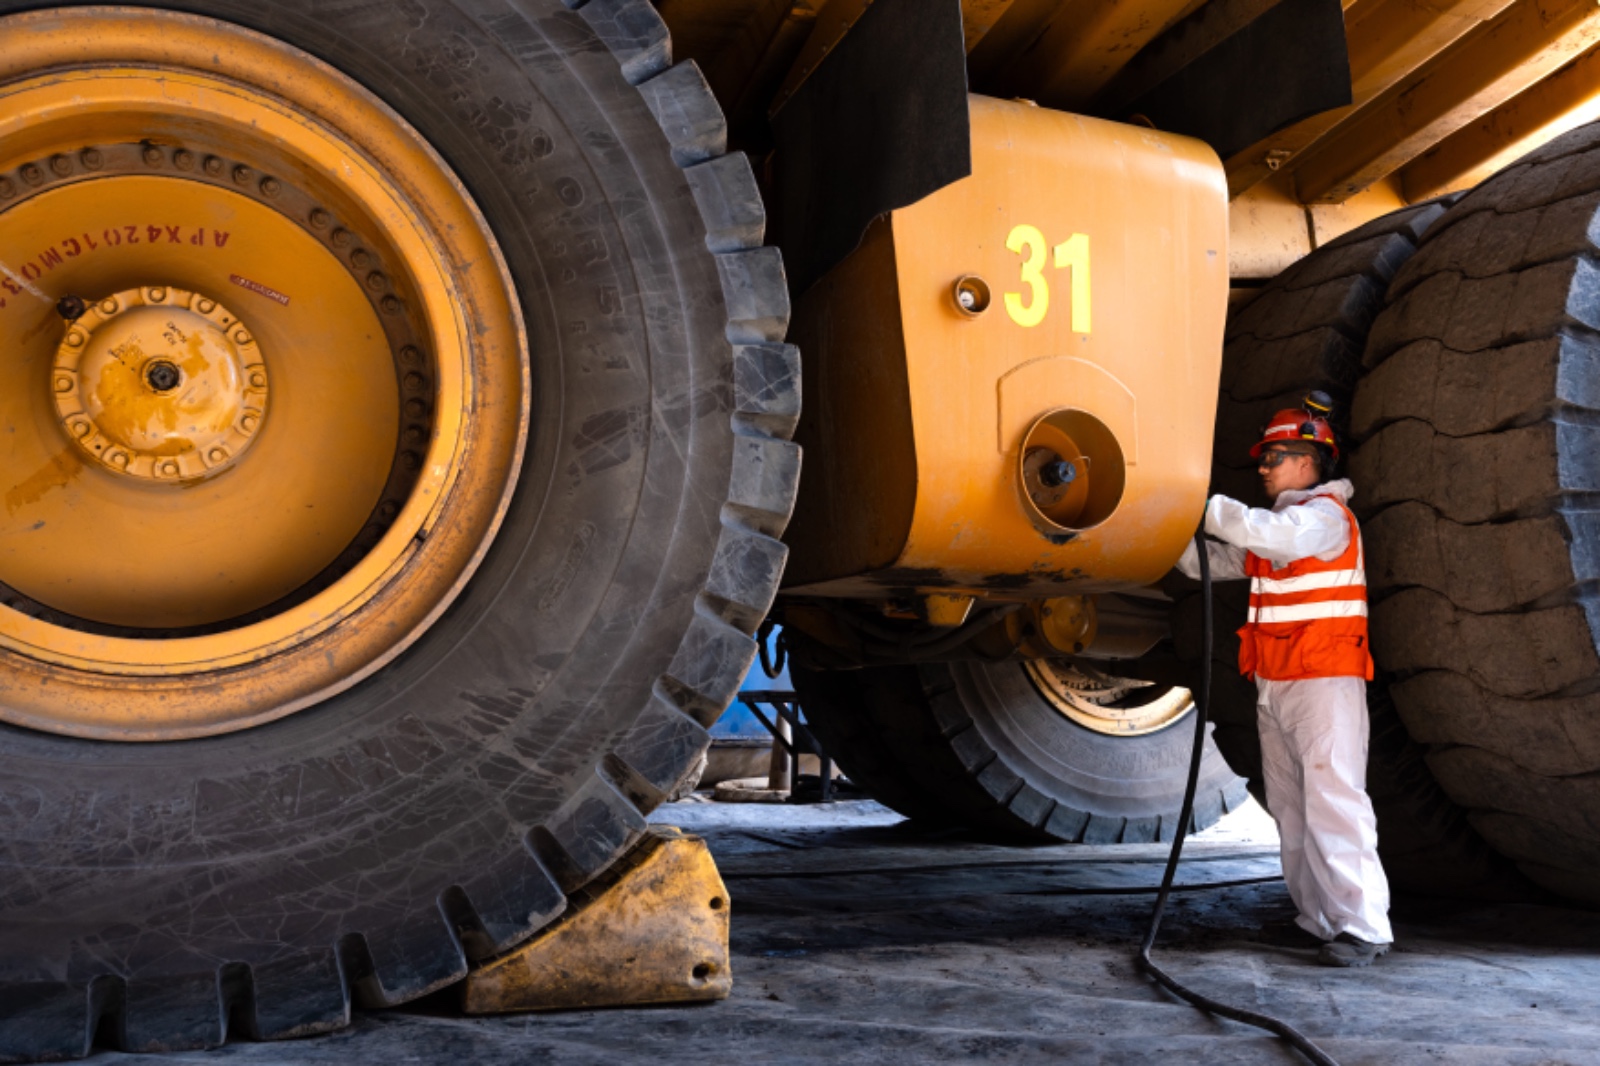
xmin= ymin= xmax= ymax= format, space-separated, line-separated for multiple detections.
xmin=0 ymin=2 xmax=799 ymax=1058
xmin=793 ymin=660 xmax=1247 ymax=844
xmin=1175 ymin=200 xmax=1530 ymax=899
xmin=1352 ymin=121 xmax=1600 ymax=906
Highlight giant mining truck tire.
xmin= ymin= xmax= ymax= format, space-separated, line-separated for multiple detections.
xmin=1349 ymin=121 xmax=1600 ymax=907
xmin=1170 ymin=200 xmax=1531 ymax=899
xmin=0 ymin=3 xmax=797 ymax=1059
xmin=791 ymin=660 xmax=1247 ymax=843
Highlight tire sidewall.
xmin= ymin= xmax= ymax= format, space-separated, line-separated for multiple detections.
xmin=951 ymin=661 xmax=1238 ymax=819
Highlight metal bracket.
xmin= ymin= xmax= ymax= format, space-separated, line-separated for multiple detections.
xmin=740 ymin=689 xmax=836 ymax=803
xmin=461 ymin=827 xmax=731 ymax=1013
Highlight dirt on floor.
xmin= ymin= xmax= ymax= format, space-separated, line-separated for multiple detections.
xmin=88 ymin=798 xmax=1600 ymax=1066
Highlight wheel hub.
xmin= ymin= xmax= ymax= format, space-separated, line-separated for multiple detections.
xmin=0 ymin=9 xmax=529 ymax=740
xmin=1025 ymin=659 xmax=1194 ymax=736
xmin=54 ymin=287 xmax=267 ymax=481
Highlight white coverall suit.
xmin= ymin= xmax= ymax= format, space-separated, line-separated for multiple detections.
xmin=1178 ymin=478 xmax=1393 ymax=945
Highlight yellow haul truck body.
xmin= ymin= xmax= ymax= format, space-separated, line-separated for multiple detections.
xmin=1 ymin=0 xmax=1598 ymax=1057
xmin=783 ymin=98 xmax=1228 ymax=602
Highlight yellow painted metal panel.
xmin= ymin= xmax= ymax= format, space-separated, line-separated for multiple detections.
xmin=785 ymin=96 xmax=1227 ymax=598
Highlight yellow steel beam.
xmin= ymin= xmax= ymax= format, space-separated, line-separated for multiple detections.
xmin=1093 ymin=0 xmax=1280 ymax=116
xmin=1293 ymin=0 xmax=1600 ymax=204
xmin=719 ymin=1 xmax=826 ymax=132
xmin=967 ymin=0 xmax=1199 ymax=110
xmin=1401 ymin=41 xmax=1600 ymax=199
xmin=1225 ymin=0 xmax=1515 ymax=197
xmin=657 ymin=0 xmax=792 ymax=71
xmin=1228 ymin=172 xmax=1314 ymax=281
xmin=962 ymin=0 xmax=1018 ymax=52
xmin=771 ymin=0 xmax=867 ymax=114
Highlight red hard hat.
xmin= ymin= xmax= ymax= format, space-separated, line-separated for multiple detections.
xmin=1250 ymin=405 xmax=1339 ymax=459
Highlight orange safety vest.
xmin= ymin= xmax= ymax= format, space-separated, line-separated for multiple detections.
xmin=1238 ymin=495 xmax=1374 ymax=682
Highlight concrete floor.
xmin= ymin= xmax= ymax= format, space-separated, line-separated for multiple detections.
xmin=92 ymin=798 xmax=1600 ymax=1065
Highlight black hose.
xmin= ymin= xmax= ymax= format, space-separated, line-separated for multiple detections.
xmin=1136 ymin=529 xmax=1341 ymax=1066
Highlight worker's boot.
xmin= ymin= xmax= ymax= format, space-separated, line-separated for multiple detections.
xmin=1318 ymin=933 xmax=1391 ymax=968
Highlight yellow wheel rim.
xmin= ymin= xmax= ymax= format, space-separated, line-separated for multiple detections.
xmin=0 ymin=9 xmax=528 ymax=740
xmin=1024 ymin=660 xmax=1194 ymax=736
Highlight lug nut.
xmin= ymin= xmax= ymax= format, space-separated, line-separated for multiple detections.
xmin=55 ymin=294 xmax=86 ymax=321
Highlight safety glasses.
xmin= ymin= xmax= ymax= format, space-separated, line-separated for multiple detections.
xmin=1258 ymin=449 xmax=1306 ymax=470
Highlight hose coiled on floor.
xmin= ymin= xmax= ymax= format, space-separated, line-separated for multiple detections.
xmin=1136 ymin=528 xmax=1341 ymax=1066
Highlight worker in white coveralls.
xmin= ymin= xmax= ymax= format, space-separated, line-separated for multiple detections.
xmin=1176 ymin=393 xmax=1393 ymax=968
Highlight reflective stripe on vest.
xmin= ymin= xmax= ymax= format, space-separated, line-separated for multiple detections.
xmin=1238 ymin=494 xmax=1374 ymax=681
xmin=1249 ymin=599 xmax=1368 ymax=624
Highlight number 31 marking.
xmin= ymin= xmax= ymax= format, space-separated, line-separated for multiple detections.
xmin=1004 ymin=224 xmax=1090 ymax=333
